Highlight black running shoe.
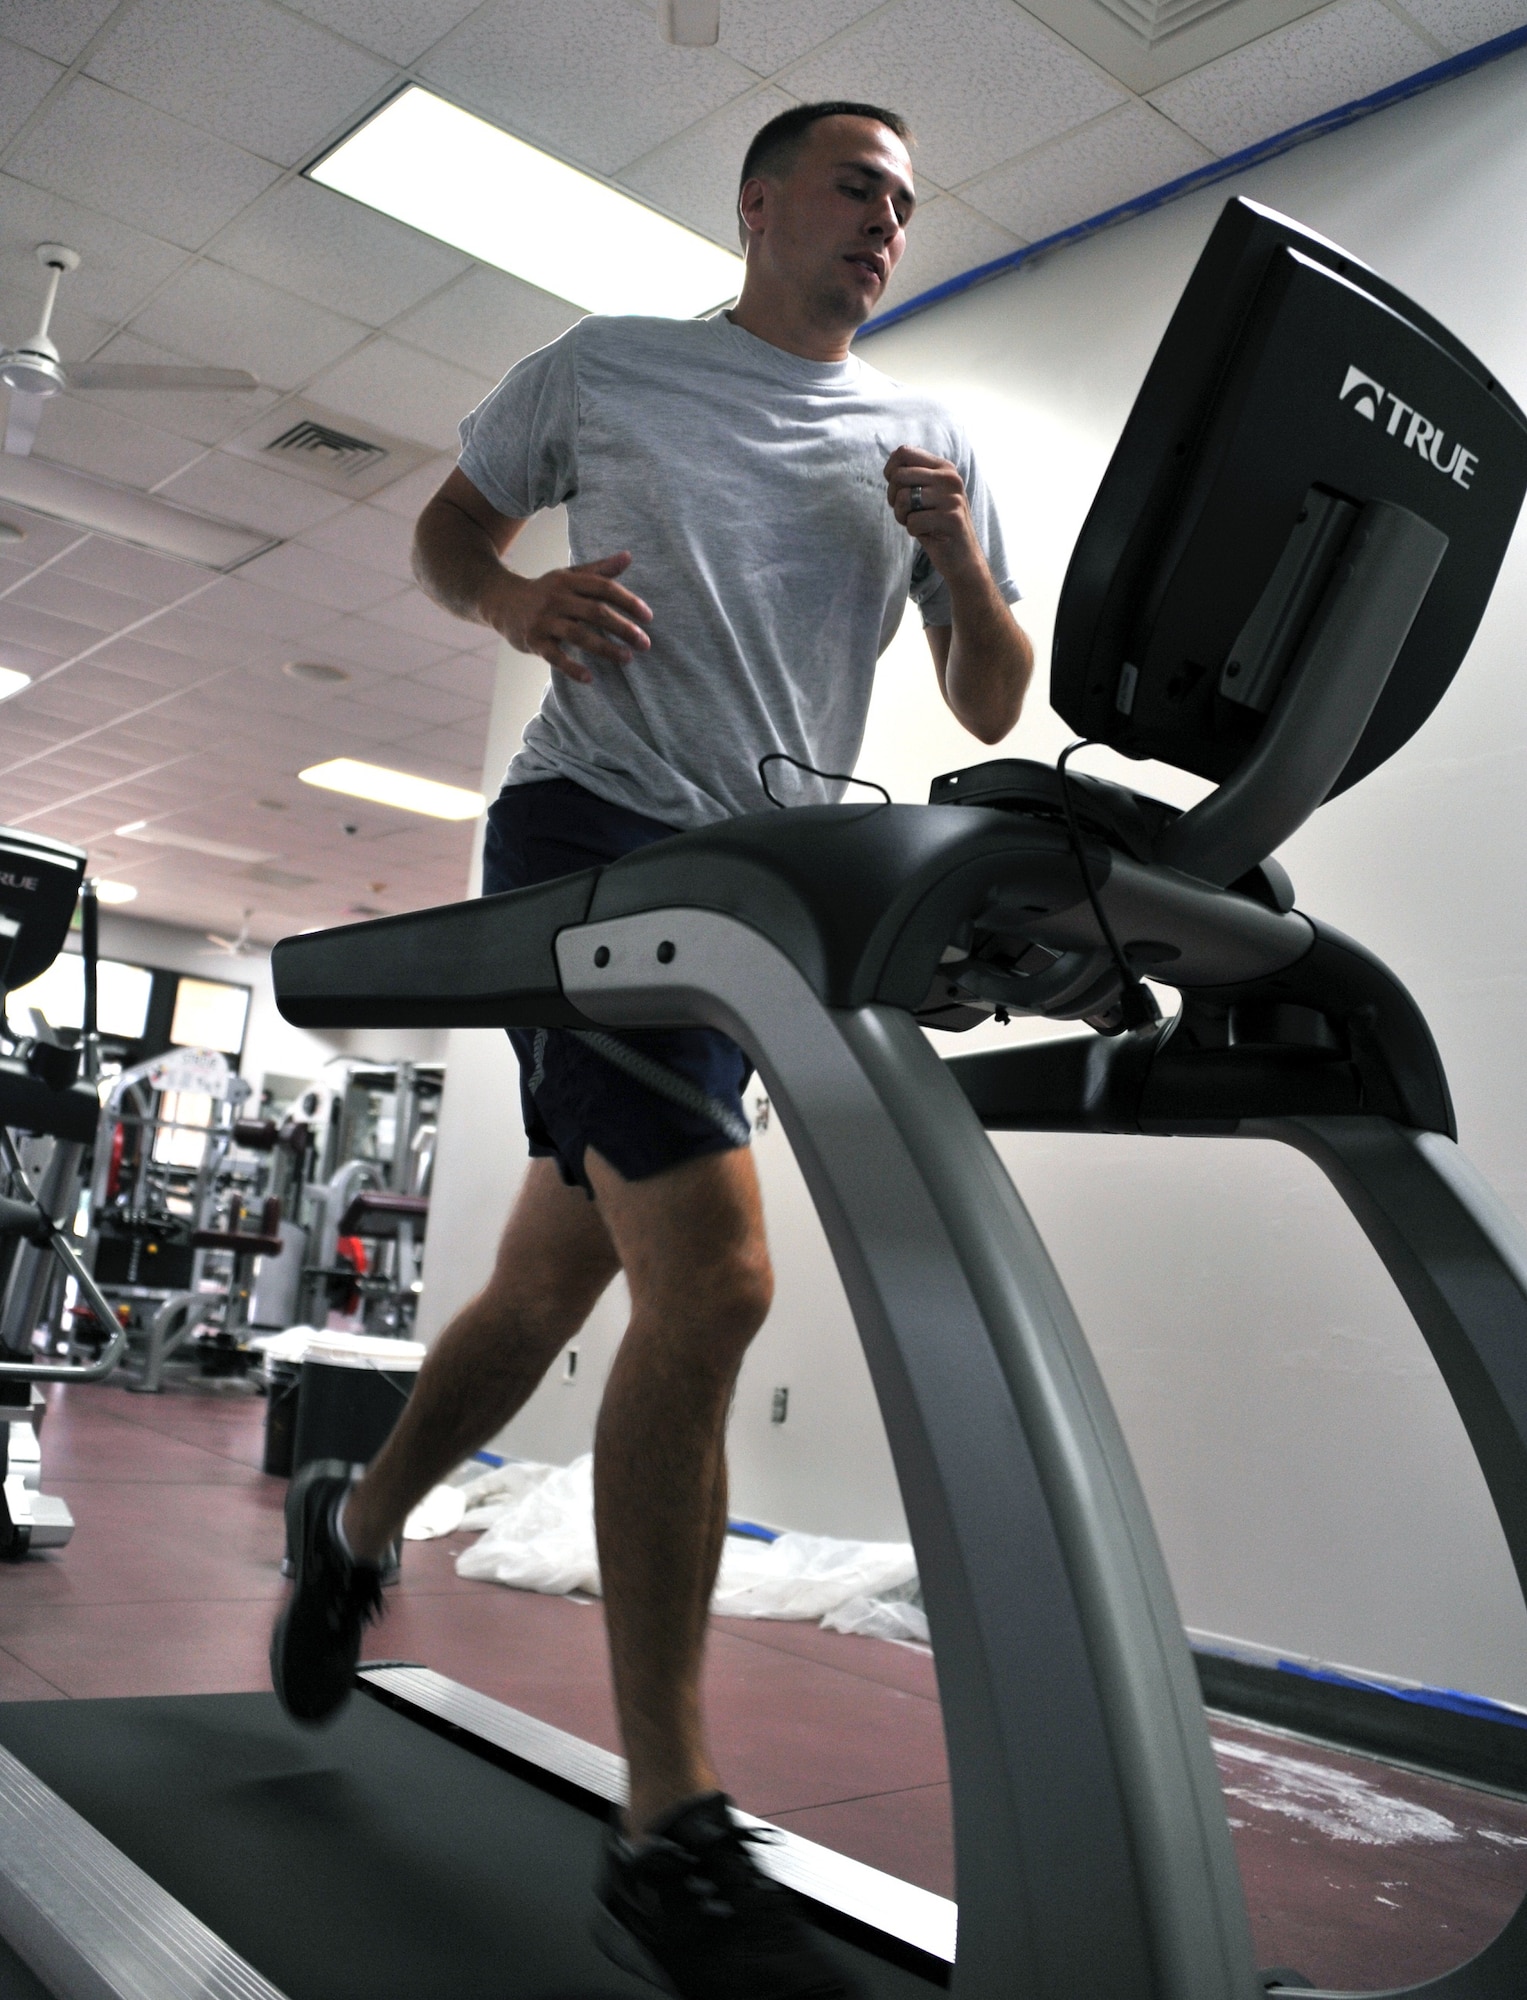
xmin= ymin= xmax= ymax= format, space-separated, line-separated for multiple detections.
xmin=270 ymin=1460 xmax=384 ymax=1725
xmin=593 ymin=1792 xmax=855 ymax=1998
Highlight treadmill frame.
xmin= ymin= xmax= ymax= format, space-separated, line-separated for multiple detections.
xmin=557 ymin=903 xmax=1527 ymax=2000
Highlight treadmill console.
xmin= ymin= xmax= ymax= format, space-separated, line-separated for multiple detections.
xmin=1052 ymin=197 xmax=1527 ymax=799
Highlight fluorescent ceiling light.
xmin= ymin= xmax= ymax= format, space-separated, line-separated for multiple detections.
xmin=94 ymin=880 xmax=139 ymax=905
xmin=0 ymin=668 xmax=29 ymax=702
xmin=115 ymin=823 xmax=275 ymax=864
xmin=299 ymin=757 xmax=485 ymax=821
xmin=0 ymin=456 xmax=274 ymax=571
xmin=310 ymin=86 xmax=744 ymax=319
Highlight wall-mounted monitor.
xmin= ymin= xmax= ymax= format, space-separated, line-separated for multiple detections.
xmin=169 ymin=975 xmax=250 ymax=1057
xmin=4 ymin=954 xmax=154 ymax=1040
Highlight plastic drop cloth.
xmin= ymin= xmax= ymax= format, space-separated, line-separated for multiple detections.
xmin=442 ymin=1454 xmax=929 ymax=1640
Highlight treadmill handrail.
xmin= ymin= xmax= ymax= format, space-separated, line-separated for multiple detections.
xmin=272 ymin=807 xmax=1312 ymax=1032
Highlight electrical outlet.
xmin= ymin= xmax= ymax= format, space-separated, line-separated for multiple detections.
xmin=563 ymin=1347 xmax=579 ymax=1385
xmin=770 ymin=1386 xmax=788 ymax=1425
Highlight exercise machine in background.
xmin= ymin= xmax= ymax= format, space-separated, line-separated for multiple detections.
xmin=3 ymin=196 xmax=1526 ymax=1999
xmin=0 ymin=840 xmax=130 ymax=1554
xmin=289 ymin=1059 xmax=438 ymax=1337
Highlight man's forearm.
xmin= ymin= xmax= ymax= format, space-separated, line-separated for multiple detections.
xmin=943 ymin=566 xmax=1033 ymax=744
xmin=412 ymin=494 xmax=521 ymax=628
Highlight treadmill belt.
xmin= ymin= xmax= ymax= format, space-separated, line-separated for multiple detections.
xmin=0 ymin=1694 xmax=939 ymax=1999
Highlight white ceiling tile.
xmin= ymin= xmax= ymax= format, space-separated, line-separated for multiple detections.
xmin=237 ymin=538 xmax=406 ymax=612
xmin=70 ymin=330 xmax=283 ymax=446
xmin=52 ymin=537 xmax=210 ymax=607
xmin=8 ymin=569 xmax=161 ymax=635
xmin=0 ymin=601 xmax=100 ymax=657
xmin=290 ymin=689 xmax=418 ymax=744
xmin=298 ymin=610 xmax=453 ymax=674
xmin=11 ymin=672 xmax=148 ymax=726
xmin=129 ymin=260 xmax=369 ymax=392
xmin=85 ymin=0 xmax=395 ymax=169
xmin=0 ymin=37 xmax=63 ymax=147
xmin=620 ymin=86 xmax=796 ymax=246
xmin=366 ymin=586 xmax=483 ymax=648
xmin=27 ymin=390 xmax=204 ymax=490
xmin=962 ymin=101 xmax=1213 ymax=242
xmin=0 ymin=638 xmax=64 ymax=679
xmin=718 ymin=0 xmax=889 ymax=74
xmin=211 ymin=178 xmax=471 ymax=331
xmin=86 ymin=635 xmax=230 ymax=687
xmin=297 ymin=502 xmax=418 ymax=580
xmin=1397 ymin=0 xmax=1527 ymax=49
xmin=7 ymin=76 xmax=282 ymax=249
xmin=420 ymin=0 xmax=757 ymax=176
xmin=157 ymin=449 xmax=348 ymax=537
xmin=872 ymin=194 xmax=1022 ymax=316
xmin=390 ymin=268 xmax=582 ymax=381
xmin=305 ymin=337 xmax=494 ymax=451
xmin=367 ymin=451 xmax=457 ymax=519
xmin=0 ymin=0 xmax=118 ymax=64
xmin=404 ymin=723 xmax=489 ymax=774
xmin=189 ymin=572 xmax=356 ymax=643
xmin=781 ymin=0 xmax=1127 ymax=187
xmin=281 ymin=0 xmax=484 ymax=64
xmin=120 ymin=607 xmax=290 ymax=671
xmin=359 ymin=675 xmax=484 ymax=727
xmin=1148 ymin=0 xmax=1437 ymax=155
xmin=410 ymin=651 xmax=498 ymax=701
xmin=0 ymin=174 xmax=191 ymax=330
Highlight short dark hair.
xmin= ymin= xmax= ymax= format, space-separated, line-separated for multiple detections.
xmin=737 ymin=100 xmax=912 ymax=212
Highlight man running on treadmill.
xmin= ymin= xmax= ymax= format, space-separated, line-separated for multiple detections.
xmin=272 ymin=100 xmax=1031 ymax=1999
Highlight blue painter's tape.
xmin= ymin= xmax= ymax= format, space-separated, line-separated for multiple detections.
xmin=1270 ymin=1655 xmax=1527 ymax=1730
xmin=859 ymin=24 xmax=1527 ymax=341
xmin=726 ymin=1518 xmax=780 ymax=1542
xmin=472 ymin=1449 xmax=505 ymax=1467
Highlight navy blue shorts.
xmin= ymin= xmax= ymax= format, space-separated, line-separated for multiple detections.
xmin=482 ymin=778 xmax=753 ymax=1194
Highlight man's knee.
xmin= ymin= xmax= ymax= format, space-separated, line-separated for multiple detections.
xmin=642 ymin=1235 xmax=774 ymax=1354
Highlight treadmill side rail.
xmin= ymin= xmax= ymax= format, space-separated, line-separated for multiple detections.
xmin=357 ymin=1664 xmax=959 ymax=1971
xmin=0 ymin=1741 xmax=288 ymax=2000
xmin=558 ymin=905 xmax=1262 ymax=2000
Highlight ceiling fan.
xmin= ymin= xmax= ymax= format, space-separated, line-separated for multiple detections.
xmin=1 ymin=244 xmax=258 ymax=458
xmin=203 ymin=910 xmax=256 ymax=959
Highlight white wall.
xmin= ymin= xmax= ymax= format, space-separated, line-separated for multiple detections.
xmin=413 ymin=45 xmax=1527 ymax=1698
xmin=842 ymin=44 xmax=1527 ymax=1697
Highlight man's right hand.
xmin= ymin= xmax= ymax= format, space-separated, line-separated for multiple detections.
xmin=412 ymin=468 xmax=653 ymax=688
xmin=493 ymin=553 xmax=653 ymax=687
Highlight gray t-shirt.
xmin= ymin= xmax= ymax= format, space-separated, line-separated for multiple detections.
xmin=458 ymin=311 xmax=1019 ymax=828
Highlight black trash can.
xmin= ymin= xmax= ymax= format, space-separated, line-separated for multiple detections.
xmin=291 ymin=1344 xmax=423 ymax=1477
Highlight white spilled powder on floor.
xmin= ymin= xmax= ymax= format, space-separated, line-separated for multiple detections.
xmin=418 ymin=1453 xmax=927 ymax=1635
xmin=1212 ymin=1736 xmax=1463 ymax=1847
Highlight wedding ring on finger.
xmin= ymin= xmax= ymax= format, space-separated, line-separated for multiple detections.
xmin=909 ymin=484 xmax=925 ymax=513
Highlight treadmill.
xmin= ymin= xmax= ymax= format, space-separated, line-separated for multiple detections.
xmin=2 ymin=196 xmax=1526 ymax=2000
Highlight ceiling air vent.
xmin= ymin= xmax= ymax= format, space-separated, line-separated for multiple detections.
xmin=1093 ymin=0 xmax=1243 ymax=43
xmin=224 ymin=398 xmax=435 ymax=499
xmin=265 ymin=419 xmax=387 ymax=478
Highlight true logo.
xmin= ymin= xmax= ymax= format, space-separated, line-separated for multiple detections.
xmin=0 ymin=872 xmax=39 ymax=893
xmin=1339 ymin=364 xmax=1477 ymax=489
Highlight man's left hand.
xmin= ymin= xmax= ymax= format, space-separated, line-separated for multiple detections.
xmin=884 ymin=445 xmax=983 ymax=581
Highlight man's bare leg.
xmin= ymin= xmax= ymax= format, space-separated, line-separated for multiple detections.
xmin=341 ymin=1158 xmax=621 ymax=1563
xmin=584 ymin=1145 xmax=773 ymax=1837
